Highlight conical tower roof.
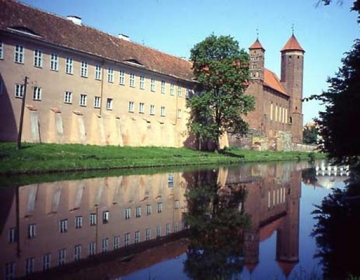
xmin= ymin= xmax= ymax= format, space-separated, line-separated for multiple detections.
xmin=277 ymin=260 xmax=298 ymax=278
xmin=249 ymin=38 xmax=265 ymax=50
xmin=281 ymin=34 xmax=304 ymax=52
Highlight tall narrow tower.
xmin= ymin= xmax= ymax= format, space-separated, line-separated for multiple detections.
xmin=249 ymin=38 xmax=265 ymax=81
xmin=280 ymin=34 xmax=305 ymax=143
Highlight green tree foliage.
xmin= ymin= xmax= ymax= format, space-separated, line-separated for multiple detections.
xmin=305 ymin=40 xmax=360 ymax=165
xmin=312 ymin=182 xmax=360 ymax=279
xmin=320 ymin=0 xmax=360 ymax=22
xmin=183 ymin=171 xmax=250 ymax=279
xmin=187 ymin=34 xmax=255 ymax=151
xmin=303 ymin=125 xmax=319 ymax=145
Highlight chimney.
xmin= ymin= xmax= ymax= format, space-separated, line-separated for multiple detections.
xmin=67 ymin=15 xmax=82 ymax=26
xmin=118 ymin=34 xmax=130 ymax=41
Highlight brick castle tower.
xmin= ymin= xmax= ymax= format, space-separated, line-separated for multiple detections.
xmin=280 ymin=34 xmax=305 ymax=143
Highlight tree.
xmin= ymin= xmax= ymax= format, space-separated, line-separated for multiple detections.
xmin=305 ymin=40 xmax=360 ymax=165
xmin=187 ymin=34 xmax=255 ymax=151
xmin=312 ymin=182 xmax=360 ymax=278
xmin=304 ymin=0 xmax=360 ymax=165
xmin=303 ymin=125 xmax=319 ymax=145
xmin=183 ymin=171 xmax=250 ymax=280
xmin=319 ymin=0 xmax=360 ymax=22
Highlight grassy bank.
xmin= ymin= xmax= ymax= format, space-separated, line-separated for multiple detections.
xmin=0 ymin=142 xmax=325 ymax=175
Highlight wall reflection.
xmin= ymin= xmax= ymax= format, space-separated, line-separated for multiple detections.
xmin=0 ymin=162 xmax=308 ymax=279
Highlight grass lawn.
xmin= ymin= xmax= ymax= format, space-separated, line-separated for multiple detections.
xmin=0 ymin=142 xmax=325 ymax=175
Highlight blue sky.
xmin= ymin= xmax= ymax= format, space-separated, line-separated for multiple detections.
xmin=20 ymin=0 xmax=359 ymax=124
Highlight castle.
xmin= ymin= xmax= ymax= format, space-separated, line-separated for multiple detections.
xmin=0 ymin=0 xmax=304 ymax=150
xmin=0 ymin=163 xmax=304 ymax=278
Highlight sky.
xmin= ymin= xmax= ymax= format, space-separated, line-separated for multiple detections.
xmin=20 ymin=0 xmax=359 ymax=124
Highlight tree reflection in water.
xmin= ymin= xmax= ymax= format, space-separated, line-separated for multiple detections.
xmin=183 ymin=174 xmax=251 ymax=280
xmin=312 ymin=181 xmax=360 ymax=279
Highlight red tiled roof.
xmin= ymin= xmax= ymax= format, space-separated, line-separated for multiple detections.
xmin=259 ymin=216 xmax=285 ymax=242
xmin=0 ymin=0 xmax=194 ymax=81
xmin=249 ymin=39 xmax=265 ymax=50
xmin=281 ymin=34 xmax=304 ymax=52
xmin=264 ymin=68 xmax=288 ymax=96
xmin=277 ymin=261 xmax=297 ymax=277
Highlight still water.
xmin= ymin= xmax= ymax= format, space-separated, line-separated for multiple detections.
xmin=0 ymin=161 xmax=350 ymax=280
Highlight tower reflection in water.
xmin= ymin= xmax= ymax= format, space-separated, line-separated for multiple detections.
xmin=0 ymin=162 xmax=307 ymax=279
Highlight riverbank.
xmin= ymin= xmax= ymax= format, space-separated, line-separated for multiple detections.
xmin=0 ymin=142 xmax=325 ymax=175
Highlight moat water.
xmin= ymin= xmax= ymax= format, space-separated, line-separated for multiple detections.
xmin=0 ymin=161 xmax=351 ymax=280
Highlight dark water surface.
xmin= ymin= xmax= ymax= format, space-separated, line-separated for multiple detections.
xmin=0 ymin=161 xmax=349 ymax=280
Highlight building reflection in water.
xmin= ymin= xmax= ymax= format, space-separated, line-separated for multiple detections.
xmin=0 ymin=162 xmax=309 ymax=279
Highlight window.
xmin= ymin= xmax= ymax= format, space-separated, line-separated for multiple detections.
xmin=119 ymin=70 xmax=125 ymax=85
xmin=95 ymin=65 xmax=102 ymax=80
xmin=33 ymin=50 xmax=42 ymax=67
xmin=102 ymin=210 xmax=109 ymax=224
xmin=15 ymin=83 xmax=24 ymax=98
xmin=102 ymin=238 xmax=109 ymax=252
xmin=146 ymin=204 xmax=152 ymax=215
xmin=139 ymin=102 xmax=145 ymax=114
xmin=80 ymin=61 xmax=88 ymax=77
xmin=129 ymin=73 xmax=135 ymax=87
xmin=50 ymin=54 xmax=59 ymax=71
xmin=0 ymin=41 xmax=3 ymax=59
xmin=150 ymin=105 xmax=155 ymax=115
xmin=157 ymin=202 xmax=163 ymax=213
xmin=94 ymin=96 xmax=101 ymax=108
xmin=177 ymin=86 xmax=182 ymax=97
xmin=28 ymin=224 xmax=36 ymax=239
xmin=170 ymin=83 xmax=174 ymax=96
xmin=58 ymin=249 xmax=66 ymax=266
xmin=145 ymin=228 xmax=151 ymax=241
xmin=151 ymin=78 xmax=155 ymax=92
xmin=124 ymin=233 xmax=130 ymax=246
xmin=125 ymin=207 xmax=131 ymax=219
xmin=75 ymin=216 xmax=83 ymax=229
xmin=88 ymin=242 xmax=96 ymax=256
xmin=64 ymin=91 xmax=72 ymax=103
xmin=174 ymin=222 xmax=178 ymax=233
xmin=161 ymin=80 xmax=165 ymax=93
xmin=106 ymin=98 xmax=113 ymax=110
xmin=114 ymin=236 xmax=120 ymax=249
xmin=31 ymin=87 xmax=41 ymax=100
xmin=5 ymin=262 xmax=15 ymax=280
xmin=42 ymin=254 xmax=51 ymax=271
xmin=59 ymin=219 xmax=68 ymax=233
xmin=80 ymin=94 xmax=87 ymax=106
xmin=160 ymin=106 xmax=166 ymax=117
xmin=74 ymin=245 xmax=81 ymax=261
xmin=182 ymin=220 xmax=187 ymax=230
xmin=14 ymin=45 xmax=24 ymax=63
xmin=108 ymin=67 xmax=114 ymax=83
xmin=168 ymin=173 xmax=174 ymax=187
xmin=174 ymin=200 xmax=180 ymax=209
xmin=156 ymin=225 xmax=161 ymax=238
xmin=177 ymin=109 xmax=182 ymax=119
xmin=25 ymin=257 xmax=35 ymax=275
xmin=135 ymin=206 xmax=141 ymax=218
xmin=166 ymin=223 xmax=171 ymax=235
xmin=128 ymin=101 xmax=134 ymax=113
xmin=139 ymin=75 xmax=145 ymax=89
xmin=65 ymin=57 xmax=73 ymax=74
xmin=134 ymin=231 xmax=140 ymax=243
xmin=8 ymin=228 xmax=16 ymax=243
xmin=186 ymin=89 xmax=191 ymax=99
xmin=90 ymin=213 xmax=97 ymax=226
